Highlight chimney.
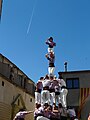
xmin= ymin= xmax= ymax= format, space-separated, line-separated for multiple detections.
xmin=64 ymin=62 xmax=67 ymax=72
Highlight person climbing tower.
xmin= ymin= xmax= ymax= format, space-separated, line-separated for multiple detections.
xmin=35 ymin=77 xmax=43 ymax=104
xmin=45 ymin=52 xmax=55 ymax=76
xmin=45 ymin=37 xmax=56 ymax=53
xmin=58 ymin=74 xmax=68 ymax=108
xmin=41 ymin=74 xmax=51 ymax=106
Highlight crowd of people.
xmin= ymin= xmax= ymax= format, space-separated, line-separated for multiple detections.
xmin=35 ymin=74 xmax=68 ymax=108
xmin=34 ymin=102 xmax=67 ymax=120
xmin=34 ymin=37 xmax=78 ymax=120
xmin=34 ymin=73 xmax=79 ymax=120
xmin=34 ymin=102 xmax=78 ymax=120
xmin=13 ymin=37 xmax=79 ymax=120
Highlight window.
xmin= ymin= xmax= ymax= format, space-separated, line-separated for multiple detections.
xmin=24 ymin=78 xmax=26 ymax=89
xmin=2 ymin=81 xmax=4 ymax=86
xmin=18 ymin=75 xmax=23 ymax=86
xmin=66 ymin=78 xmax=79 ymax=89
xmin=30 ymin=98 xmax=32 ymax=102
xmin=18 ymin=99 xmax=20 ymax=105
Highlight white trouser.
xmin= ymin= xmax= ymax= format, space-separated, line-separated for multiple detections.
xmin=41 ymin=90 xmax=50 ymax=106
xmin=37 ymin=116 xmax=50 ymax=120
xmin=50 ymin=92 xmax=55 ymax=106
xmin=55 ymin=94 xmax=60 ymax=105
xmin=60 ymin=89 xmax=68 ymax=108
xmin=35 ymin=92 xmax=41 ymax=104
xmin=48 ymin=67 xmax=55 ymax=76
xmin=48 ymin=48 xmax=54 ymax=53
xmin=58 ymin=94 xmax=62 ymax=104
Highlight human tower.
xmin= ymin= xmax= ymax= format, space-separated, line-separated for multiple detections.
xmin=35 ymin=37 xmax=68 ymax=108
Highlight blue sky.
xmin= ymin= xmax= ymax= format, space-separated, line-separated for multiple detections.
xmin=0 ymin=0 xmax=90 ymax=83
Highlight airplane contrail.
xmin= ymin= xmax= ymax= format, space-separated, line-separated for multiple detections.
xmin=27 ymin=0 xmax=37 ymax=34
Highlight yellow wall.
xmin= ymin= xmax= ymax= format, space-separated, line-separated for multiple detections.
xmin=0 ymin=76 xmax=35 ymax=120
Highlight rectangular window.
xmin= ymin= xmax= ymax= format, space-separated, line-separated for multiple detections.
xmin=18 ymin=99 xmax=20 ymax=105
xmin=2 ymin=81 xmax=4 ymax=86
xmin=66 ymin=80 xmax=72 ymax=88
xmin=73 ymin=79 xmax=79 ymax=88
xmin=18 ymin=75 xmax=23 ymax=86
xmin=66 ymin=78 xmax=79 ymax=89
xmin=30 ymin=98 xmax=32 ymax=102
